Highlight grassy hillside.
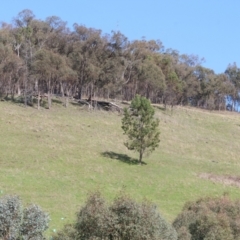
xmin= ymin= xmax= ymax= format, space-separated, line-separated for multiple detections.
xmin=0 ymin=100 xmax=240 ymax=236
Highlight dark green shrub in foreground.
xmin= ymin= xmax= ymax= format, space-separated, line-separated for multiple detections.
xmin=0 ymin=195 xmax=49 ymax=240
xmin=53 ymin=192 xmax=177 ymax=240
xmin=20 ymin=204 xmax=49 ymax=239
xmin=109 ymin=195 xmax=177 ymax=240
xmin=0 ymin=195 xmax=22 ymax=239
xmin=173 ymin=196 xmax=240 ymax=240
xmin=75 ymin=192 xmax=112 ymax=239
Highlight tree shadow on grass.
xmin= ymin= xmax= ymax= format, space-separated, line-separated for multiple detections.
xmin=101 ymin=151 xmax=146 ymax=165
xmin=1 ymin=96 xmax=38 ymax=108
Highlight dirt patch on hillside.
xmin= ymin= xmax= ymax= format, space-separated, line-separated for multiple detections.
xmin=199 ymin=173 xmax=240 ymax=188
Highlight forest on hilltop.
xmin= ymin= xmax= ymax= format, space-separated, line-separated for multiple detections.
xmin=0 ymin=9 xmax=240 ymax=110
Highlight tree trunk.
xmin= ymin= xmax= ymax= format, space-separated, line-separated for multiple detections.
xmin=47 ymin=80 xmax=51 ymax=109
xmin=37 ymin=90 xmax=41 ymax=110
xmin=78 ymin=84 xmax=82 ymax=99
xmin=11 ymin=84 xmax=15 ymax=100
xmin=139 ymin=151 xmax=143 ymax=165
xmin=17 ymin=82 xmax=21 ymax=96
xmin=24 ymin=88 xmax=27 ymax=107
xmin=48 ymin=91 xmax=51 ymax=109
xmin=60 ymin=81 xmax=64 ymax=97
xmin=232 ymin=101 xmax=235 ymax=112
xmin=65 ymin=88 xmax=69 ymax=108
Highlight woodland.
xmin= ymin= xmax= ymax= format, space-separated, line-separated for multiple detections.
xmin=1 ymin=9 xmax=240 ymax=111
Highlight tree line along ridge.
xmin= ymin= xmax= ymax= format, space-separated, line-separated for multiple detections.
xmin=0 ymin=9 xmax=239 ymax=111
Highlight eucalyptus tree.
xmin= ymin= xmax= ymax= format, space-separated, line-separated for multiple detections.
xmin=12 ymin=10 xmax=54 ymax=105
xmin=45 ymin=15 xmax=70 ymax=55
xmin=125 ymin=40 xmax=152 ymax=98
xmin=4 ymin=51 xmax=25 ymax=100
xmin=70 ymin=24 xmax=105 ymax=100
xmin=0 ymin=43 xmax=14 ymax=97
xmin=159 ymin=52 xmax=183 ymax=108
xmin=193 ymin=66 xmax=216 ymax=108
xmin=13 ymin=10 xmax=35 ymax=103
xmin=0 ymin=22 xmax=26 ymax=98
xmin=99 ymin=31 xmax=130 ymax=99
xmin=13 ymin=12 xmax=76 ymax=108
xmin=211 ymin=73 xmax=234 ymax=110
xmin=173 ymin=54 xmax=199 ymax=105
xmin=44 ymin=16 xmax=79 ymax=106
xmin=225 ymin=63 xmax=240 ymax=111
xmin=121 ymin=39 xmax=165 ymax=101
xmin=58 ymin=57 xmax=78 ymax=108
xmin=138 ymin=52 xmax=166 ymax=102
xmin=32 ymin=49 xmax=70 ymax=109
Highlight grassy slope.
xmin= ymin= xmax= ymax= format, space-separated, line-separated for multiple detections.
xmin=0 ymin=100 xmax=240 ymax=235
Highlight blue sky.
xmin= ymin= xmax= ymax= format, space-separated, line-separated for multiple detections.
xmin=1 ymin=0 xmax=239 ymax=74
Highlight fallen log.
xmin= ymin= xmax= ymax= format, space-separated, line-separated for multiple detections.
xmin=78 ymin=99 xmax=123 ymax=112
xmin=109 ymin=102 xmax=123 ymax=112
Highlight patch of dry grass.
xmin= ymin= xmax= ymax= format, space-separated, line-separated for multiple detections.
xmin=199 ymin=173 xmax=240 ymax=188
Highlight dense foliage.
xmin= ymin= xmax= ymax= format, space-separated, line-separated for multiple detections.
xmin=0 ymin=9 xmax=239 ymax=110
xmin=122 ymin=94 xmax=160 ymax=163
xmin=0 ymin=195 xmax=49 ymax=240
xmin=53 ymin=192 xmax=177 ymax=240
xmin=173 ymin=196 xmax=240 ymax=240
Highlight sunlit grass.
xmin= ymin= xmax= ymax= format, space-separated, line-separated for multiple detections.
xmin=1 ymin=100 xmax=240 ymax=236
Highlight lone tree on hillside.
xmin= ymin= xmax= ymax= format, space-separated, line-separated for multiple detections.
xmin=122 ymin=95 xmax=160 ymax=164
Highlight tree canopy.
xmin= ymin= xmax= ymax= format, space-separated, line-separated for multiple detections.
xmin=0 ymin=9 xmax=238 ymax=111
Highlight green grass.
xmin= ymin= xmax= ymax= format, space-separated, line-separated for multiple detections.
xmin=1 ymin=100 xmax=240 ymax=236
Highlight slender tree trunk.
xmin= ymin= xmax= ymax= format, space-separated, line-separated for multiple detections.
xmin=139 ymin=151 xmax=143 ymax=165
xmin=37 ymin=91 xmax=41 ymax=110
xmin=65 ymin=96 xmax=69 ymax=108
xmin=134 ymin=79 xmax=138 ymax=97
xmin=24 ymin=79 xmax=27 ymax=107
xmin=47 ymin=79 xmax=51 ymax=109
xmin=60 ymin=81 xmax=64 ymax=97
xmin=60 ymin=81 xmax=67 ymax=107
xmin=232 ymin=100 xmax=235 ymax=112
xmin=48 ymin=92 xmax=51 ymax=109
xmin=139 ymin=150 xmax=143 ymax=165
xmin=36 ymin=80 xmax=40 ymax=110
xmin=17 ymin=82 xmax=21 ymax=96
xmin=78 ymin=83 xmax=82 ymax=99
xmin=11 ymin=83 xmax=15 ymax=100
xmin=65 ymin=88 xmax=69 ymax=108
xmin=24 ymin=63 xmax=29 ymax=107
